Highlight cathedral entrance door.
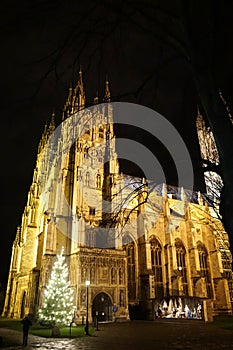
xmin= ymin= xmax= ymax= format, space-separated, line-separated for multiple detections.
xmin=92 ymin=292 xmax=113 ymax=322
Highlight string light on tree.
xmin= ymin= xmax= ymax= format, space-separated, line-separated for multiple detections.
xmin=38 ymin=246 xmax=75 ymax=327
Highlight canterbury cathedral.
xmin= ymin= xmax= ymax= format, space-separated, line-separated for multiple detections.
xmin=2 ymin=72 xmax=233 ymax=322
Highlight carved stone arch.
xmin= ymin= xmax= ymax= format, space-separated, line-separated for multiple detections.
xmin=149 ymin=234 xmax=163 ymax=249
xmin=196 ymin=241 xmax=208 ymax=254
xmin=174 ymin=238 xmax=187 ymax=252
xmin=122 ymin=232 xmax=136 ymax=246
xmin=149 ymin=234 xmax=156 ymax=240
xmin=92 ymin=290 xmax=113 ymax=304
xmin=91 ymin=291 xmax=113 ymax=322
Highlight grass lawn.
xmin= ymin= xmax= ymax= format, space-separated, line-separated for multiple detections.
xmin=0 ymin=317 xmax=94 ymax=337
xmin=213 ymin=315 xmax=233 ymax=331
xmin=30 ymin=325 xmax=95 ymax=337
xmin=0 ymin=318 xmax=22 ymax=331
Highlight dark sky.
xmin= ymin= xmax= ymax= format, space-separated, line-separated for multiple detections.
xmin=1 ymin=1 xmax=233 ymax=287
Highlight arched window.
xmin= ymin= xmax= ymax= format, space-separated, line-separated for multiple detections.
xmin=150 ymin=237 xmax=163 ymax=298
xmin=96 ymin=174 xmax=101 ymax=189
xmin=123 ymin=234 xmax=136 ymax=300
xmin=85 ymin=172 xmax=90 ymax=186
xmin=197 ymin=242 xmax=212 ymax=298
xmin=175 ymin=239 xmax=188 ymax=295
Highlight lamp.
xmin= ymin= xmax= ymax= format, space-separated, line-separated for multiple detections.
xmin=85 ymin=280 xmax=90 ymax=335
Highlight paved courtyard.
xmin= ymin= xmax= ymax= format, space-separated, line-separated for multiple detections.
xmin=1 ymin=319 xmax=233 ymax=350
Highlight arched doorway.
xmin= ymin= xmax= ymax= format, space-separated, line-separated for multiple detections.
xmin=92 ymin=292 xmax=113 ymax=322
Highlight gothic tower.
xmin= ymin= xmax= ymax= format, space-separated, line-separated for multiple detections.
xmin=3 ymin=74 xmax=232 ymax=322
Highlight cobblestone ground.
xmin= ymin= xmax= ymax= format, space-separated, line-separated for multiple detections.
xmin=1 ymin=319 xmax=233 ymax=350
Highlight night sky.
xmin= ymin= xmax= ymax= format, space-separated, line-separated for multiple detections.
xmin=1 ymin=1 xmax=233 ymax=288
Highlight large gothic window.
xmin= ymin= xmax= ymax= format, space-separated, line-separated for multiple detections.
xmin=150 ymin=237 xmax=164 ymax=298
xmin=175 ymin=239 xmax=188 ymax=295
xmin=197 ymin=242 xmax=212 ymax=298
xmin=123 ymin=234 xmax=136 ymax=300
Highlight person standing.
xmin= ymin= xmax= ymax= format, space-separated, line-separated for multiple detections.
xmin=184 ymin=304 xmax=190 ymax=319
xmin=197 ymin=303 xmax=202 ymax=319
xmin=21 ymin=315 xmax=32 ymax=347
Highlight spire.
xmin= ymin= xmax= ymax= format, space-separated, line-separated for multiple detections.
xmin=48 ymin=111 xmax=55 ymax=131
xmin=38 ymin=122 xmax=48 ymax=152
xmin=14 ymin=226 xmax=22 ymax=246
xmin=78 ymin=67 xmax=83 ymax=89
xmin=72 ymin=67 xmax=86 ymax=112
xmin=38 ymin=111 xmax=56 ymax=153
xmin=62 ymin=86 xmax=73 ymax=120
xmin=67 ymin=86 xmax=73 ymax=106
xmin=103 ymin=78 xmax=111 ymax=102
xmin=93 ymin=91 xmax=99 ymax=104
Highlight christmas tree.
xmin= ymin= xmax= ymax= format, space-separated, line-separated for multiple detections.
xmin=38 ymin=247 xmax=75 ymax=328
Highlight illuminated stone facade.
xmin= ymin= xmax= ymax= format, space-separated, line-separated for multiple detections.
xmin=3 ymin=74 xmax=232 ymax=322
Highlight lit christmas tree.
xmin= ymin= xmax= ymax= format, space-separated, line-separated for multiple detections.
xmin=38 ymin=247 xmax=75 ymax=328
